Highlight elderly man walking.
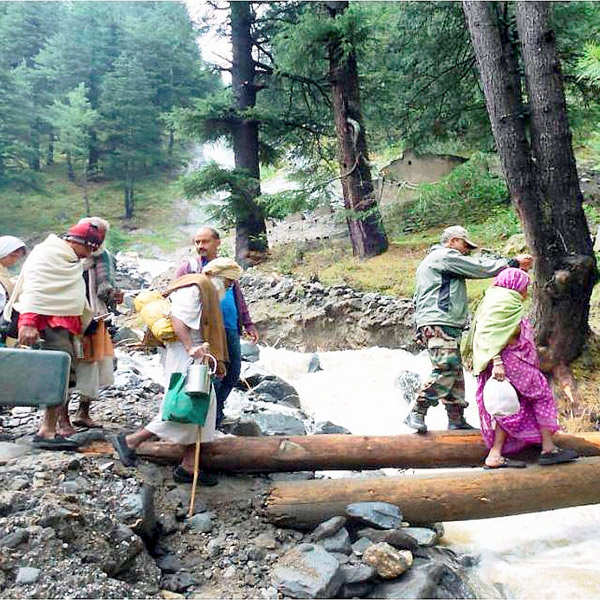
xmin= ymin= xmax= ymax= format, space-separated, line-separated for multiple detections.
xmin=4 ymin=222 xmax=104 ymax=449
xmin=175 ymin=227 xmax=258 ymax=428
xmin=112 ymin=257 xmax=242 ymax=486
xmin=405 ymin=225 xmax=532 ymax=434
xmin=73 ymin=217 xmax=123 ymax=428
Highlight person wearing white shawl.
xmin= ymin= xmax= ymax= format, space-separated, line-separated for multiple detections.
xmin=0 ymin=236 xmax=26 ymax=316
xmin=4 ymin=222 xmax=103 ymax=450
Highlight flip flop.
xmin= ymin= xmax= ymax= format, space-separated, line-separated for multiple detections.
xmin=72 ymin=420 xmax=104 ymax=429
xmin=111 ymin=433 xmax=137 ymax=467
xmin=484 ymin=458 xmax=527 ymax=469
xmin=538 ymin=448 xmax=579 ymax=465
xmin=32 ymin=435 xmax=80 ymax=451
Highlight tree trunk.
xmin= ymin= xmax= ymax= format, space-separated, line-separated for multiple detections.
xmin=463 ymin=1 xmax=598 ymax=368
xmin=47 ymin=134 xmax=54 ymax=166
xmin=66 ymin=154 xmax=75 ymax=182
xmin=265 ymin=457 xmax=600 ymax=530
xmin=88 ymin=130 xmax=100 ymax=177
xmin=230 ymin=0 xmax=267 ymax=265
xmin=79 ymin=430 xmax=600 ymax=471
xmin=514 ymin=1 xmax=597 ymax=367
xmin=325 ymin=1 xmax=388 ymax=258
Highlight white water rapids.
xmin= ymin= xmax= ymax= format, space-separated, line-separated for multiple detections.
xmin=258 ymin=346 xmax=600 ymax=599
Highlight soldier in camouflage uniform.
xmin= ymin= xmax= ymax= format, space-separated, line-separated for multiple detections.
xmin=406 ymin=226 xmax=532 ymax=433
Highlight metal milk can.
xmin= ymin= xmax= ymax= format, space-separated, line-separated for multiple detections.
xmin=185 ymin=354 xmax=217 ymax=395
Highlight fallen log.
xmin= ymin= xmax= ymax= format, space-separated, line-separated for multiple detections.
xmin=79 ymin=430 xmax=600 ymax=471
xmin=265 ymin=456 xmax=600 ymax=530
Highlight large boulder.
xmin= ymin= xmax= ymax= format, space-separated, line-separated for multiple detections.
xmin=272 ymin=543 xmax=344 ymax=598
xmin=240 ymin=342 xmax=260 ymax=363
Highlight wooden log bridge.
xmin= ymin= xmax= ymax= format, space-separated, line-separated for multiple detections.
xmin=265 ymin=456 xmax=600 ymax=530
xmin=82 ymin=430 xmax=600 ymax=471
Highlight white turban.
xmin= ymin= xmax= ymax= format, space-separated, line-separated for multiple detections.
xmin=0 ymin=236 xmax=26 ymax=259
xmin=202 ymin=257 xmax=243 ymax=281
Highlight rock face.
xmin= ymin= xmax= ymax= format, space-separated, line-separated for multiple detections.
xmin=362 ymin=543 xmax=413 ymax=579
xmin=345 ymin=502 xmax=404 ymax=530
xmin=239 ymin=273 xmax=416 ymax=352
xmin=272 ymin=543 xmax=344 ymax=599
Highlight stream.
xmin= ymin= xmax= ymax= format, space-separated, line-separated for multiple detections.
xmin=127 ymin=165 xmax=600 ymax=598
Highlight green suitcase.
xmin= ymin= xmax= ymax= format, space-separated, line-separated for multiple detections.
xmin=0 ymin=347 xmax=71 ymax=407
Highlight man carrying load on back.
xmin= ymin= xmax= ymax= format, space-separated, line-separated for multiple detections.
xmin=3 ymin=222 xmax=104 ymax=449
xmin=112 ymin=257 xmax=243 ymax=487
xmin=405 ymin=225 xmax=532 ymax=434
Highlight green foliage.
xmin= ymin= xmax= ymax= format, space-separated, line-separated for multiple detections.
xmin=257 ymin=189 xmax=318 ymax=220
xmin=384 ymin=153 xmax=510 ymax=236
xmin=106 ymin=226 xmax=128 ymax=253
xmin=182 ymin=162 xmax=260 ymax=225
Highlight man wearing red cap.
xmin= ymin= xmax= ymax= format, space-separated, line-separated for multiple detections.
xmin=3 ymin=222 xmax=104 ymax=449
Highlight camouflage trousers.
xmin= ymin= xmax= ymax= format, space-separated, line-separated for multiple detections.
xmin=415 ymin=335 xmax=466 ymax=414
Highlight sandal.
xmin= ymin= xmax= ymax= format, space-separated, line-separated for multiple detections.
xmin=538 ymin=447 xmax=578 ymax=466
xmin=32 ymin=435 xmax=80 ymax=451
xmin=484 ymin=457 xmax=527 ymax=469
xmin=111 ymin=433 xmax=137 ymax=467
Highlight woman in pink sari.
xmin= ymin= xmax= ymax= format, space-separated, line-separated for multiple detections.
xmin=470 ymin=267 xmax=578 ymax=468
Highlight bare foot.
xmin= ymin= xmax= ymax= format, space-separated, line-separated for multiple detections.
xmin=56 ymin=425 xmax=77 ymax=437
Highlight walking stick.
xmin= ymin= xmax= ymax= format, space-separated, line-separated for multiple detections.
xmin=188 ymin=427 xmax=201 ymax=517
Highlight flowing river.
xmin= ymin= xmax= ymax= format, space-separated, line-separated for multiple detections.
xmin=255 ymin=345 xmax=600 ymax=599
xmin=127 ymin=233 xmax=600 ymax=598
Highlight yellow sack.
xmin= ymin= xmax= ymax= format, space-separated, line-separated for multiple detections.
xmin=134 ymin=290 xmax=177 ymax=343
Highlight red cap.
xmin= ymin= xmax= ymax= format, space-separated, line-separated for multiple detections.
xmin=66 ymin=222 xmax=105 ymax=248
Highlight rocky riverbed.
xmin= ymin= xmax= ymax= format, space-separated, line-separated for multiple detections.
xmin=0 ymin=253 xmax=490 ymax=599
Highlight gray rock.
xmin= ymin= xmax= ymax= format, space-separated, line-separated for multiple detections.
xmin=161 ymin=572 xmax=197 ymax=592
xmin=241 ymin=342 xmax=260 ymax=363
xmin=252 ymin=413 xmax=306 ymax=436
xmin=0 ymin=442 xmax=30 ymax=464
xmin=272 ymin=543 xmax=344 ymax=599
xmin=9 ymin=477 xmax=29 ymax=491
xmin=187 ymin=513 xmax=213 ymax=533
xmin=402 ymin=527 xmax=440 ymax=547
xmin=237 ymin=363 xmax=273 ymax=389
xmin=15 ymin=567 xmax=41 ymax=585
xmin=340 ymin=563 xmax=376 ymax=584
xmin=357 ymin=528 xmax=419 ymax=553
xmin=118 ymin=485 xmax=160 ymax=548
xmin=352 ymin=537 xmax=373 ymax=556
xmin=230 ymin=419 xmax=263 ymax=437
xmin=312 ymin=516 xmax=347 ymax=541
xmin=307 ymin=354 xmax=322 ymax=373
xmin=314 ymin=421 xmax=351 ymax=435
xmin=368 ymin=559 xmax=476 ymax=599
xmin=60 ymin=480 xmax=82 ymax=494
xmin=252 ymin=379 xmax=301 ymax=408
xmin=0 ymin=528 xmax=29 ymax=549
xmin=319 ymin=527 xmax=352 ymax=555
xmin=269 ymin=472 xmax=315 ymax=482
xmin=339 ymin=582 xmax=375 ymax=599
xmin=254 ymin=532 xmax=277 ymax=550
xmin=157 ymin=554 xmax=183 ymax=573
xmin=345 ymin=502 xmax=403 ymax=530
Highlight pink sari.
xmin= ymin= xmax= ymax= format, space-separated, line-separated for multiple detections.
xmin=475 ymin=318 xmax=559 ymax=454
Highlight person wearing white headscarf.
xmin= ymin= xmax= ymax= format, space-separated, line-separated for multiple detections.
xmin=0 ymin=236 xmax=26 ymax=315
